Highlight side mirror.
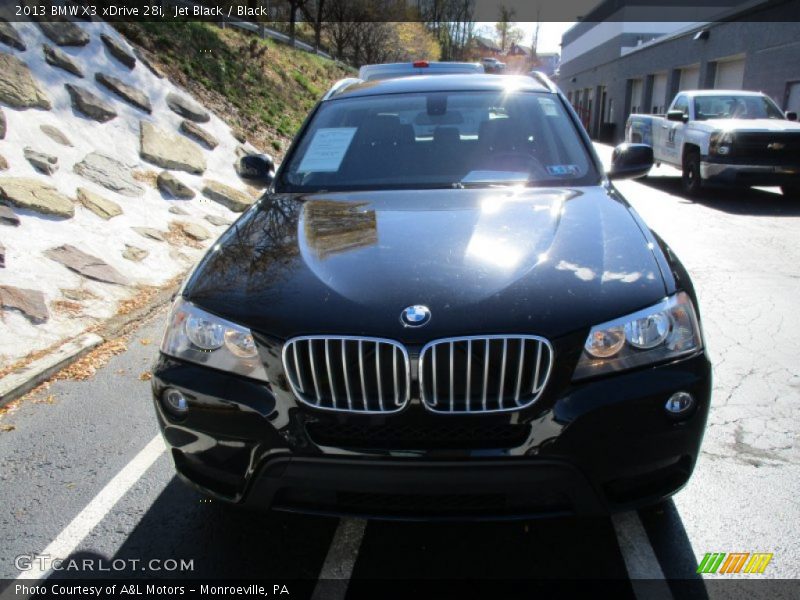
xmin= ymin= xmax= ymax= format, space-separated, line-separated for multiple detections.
xmin=786 ymin=111 xmax=798 ymax=121
xmin=667 ymin=110 xmax=687 ymax=123
xmin=238 ymin=154 xmax=275 ymax=185
xmin=608 ymin=143 xmax=654 ymax=180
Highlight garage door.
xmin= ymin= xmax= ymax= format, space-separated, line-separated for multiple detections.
xmin=630 ymin=79 xmax=643 ymax=113
xmin=715 ymin=57 xmax=745 ymax=90
xmin=680 ymin=65 xmax=700 ymax=91
xmin=652 ymin=73 xmax=668 ymax=113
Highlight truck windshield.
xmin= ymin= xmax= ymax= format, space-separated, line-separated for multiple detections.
xmin=278 ymin=90 xmax=598 ymax=192
xmin=694 ymin=95 xmax=785 ymax=120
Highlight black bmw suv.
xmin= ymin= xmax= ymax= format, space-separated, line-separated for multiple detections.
xmin=152 ymin=74 xmax=711 ymax=519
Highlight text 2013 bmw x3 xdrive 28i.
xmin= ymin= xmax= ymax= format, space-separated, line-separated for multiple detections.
xmin=152 ymin=74 xmax=711 ymax=519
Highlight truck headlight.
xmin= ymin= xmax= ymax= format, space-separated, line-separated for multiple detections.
xmin=160 ymin=297 xmax=268 ymax=381
xmin=573 ymin=292 xmax=703 ymax=380
xmin=709 ymin=130 xmax=733 ymax=156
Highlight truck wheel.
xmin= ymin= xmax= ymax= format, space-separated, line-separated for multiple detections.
xmin=781 ymin=185 xmax=800 ymax=200
xmin=682 ymin=152 xmax=702 ymax=196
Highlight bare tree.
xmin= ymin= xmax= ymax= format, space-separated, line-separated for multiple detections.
xmin=286 ymin=0 xmax=307 ymax=45
xmin=322 ymin=0 xmax=364 ymax=60
xmin=300 ymin=0 xmax=327 ymax=51
xmin=417 ymin=0 xmax=475 ymax=61
xmin=495 ymin=5 xmax=516 ymax=53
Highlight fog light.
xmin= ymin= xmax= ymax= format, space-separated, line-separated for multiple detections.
xmin=665 ymin=391 xmax=694 ymax=416
xmin=163 ymin=388 xmax=189 ymax=416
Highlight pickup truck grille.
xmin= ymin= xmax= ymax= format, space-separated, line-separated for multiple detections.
xmin=419 ymin=335 xmax=553 ymax=413
xmin=731 ymin=132 xmax=800 ymax=163
xmin=283 ymin=336 xmax=410 ymax=413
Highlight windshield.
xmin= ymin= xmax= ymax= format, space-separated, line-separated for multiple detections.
xmin=278 ymin=90 xmax=598 ymax=192
xmin=694 ymin=95 xmax=785 ymax=120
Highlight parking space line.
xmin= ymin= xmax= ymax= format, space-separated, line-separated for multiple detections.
xmin=311 ymin=518 xmax=367 ymax=600
xmin=16 ymin=434 xmax=166 ymax=581
xmin=612 ymin=511 xmax=673 ymax=600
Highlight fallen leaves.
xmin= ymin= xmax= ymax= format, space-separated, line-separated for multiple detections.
xmin=164 ymin=222 xmax=204 ymax=249
xmin=56 ymin=337 xmax=128 ymax=381
xmin=131 ymin=169 xmax=159 ymax=187
xmin=1 ymin=424 xmax=15 ymax=432
xmin=33 ymin=394 xmax=56 ymax=404
xmin=0 ymin=341 xmax=63 ymax=380
xmin=51 ymin=299 xmax=84 ymax=317
xmin=139 ymin=371 xmax=152 ymax=381
xmin=115 ymin=286 xmax=159 ymax=317
xmin=139 ymin=338 xmax=152 ymax=346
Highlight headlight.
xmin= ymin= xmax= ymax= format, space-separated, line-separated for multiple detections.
xmin=573 ymin=292 xmax=702 ymax=380
xmin=160 ymin=297 xmax=268 ymax=381
xmin=709 ymin=130 xmax=733 ymax=156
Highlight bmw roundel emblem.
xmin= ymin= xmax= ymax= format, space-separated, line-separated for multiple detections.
xmin=401 ymin=305 xmax=431 ymax=327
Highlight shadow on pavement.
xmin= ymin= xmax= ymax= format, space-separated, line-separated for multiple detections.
xmin=58 ymin=477 xmax=339 ymax=580
xmin=637 ymin=174 xmax=800 ymax=217
xmin=36 ymin=477 xmax=708 ymax=598
xmin=639 ymin=499 xmax=709 ymax=599
xmin=351 ymin=515 xmax=629 ymax=580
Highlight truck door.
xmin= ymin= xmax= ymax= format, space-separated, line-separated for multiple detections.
xmin=660 ymin=94 xmax=689 ymax=165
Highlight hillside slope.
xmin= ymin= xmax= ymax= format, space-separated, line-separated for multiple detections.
xmin=116 ymin=22 xmax=354 ymax=156
xmin=0 ymin=19 xmax=292 ymax=368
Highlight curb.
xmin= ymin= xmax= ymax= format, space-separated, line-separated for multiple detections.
xmin=0 ymin=333 xmax=103 ymax=406
xmin=0 ymin=281 xmax=181 ymax=408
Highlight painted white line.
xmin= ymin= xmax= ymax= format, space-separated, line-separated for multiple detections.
xmin=16 ymin=434 xmax=166 ymax=581
xmin=311 ymin=518 xmax=367 ymax=600
xmin=612 ymin=511 xmax=673 ymax=600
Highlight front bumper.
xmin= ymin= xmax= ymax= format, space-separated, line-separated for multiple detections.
xmin=700 ymin=159 xmax=800 ymax=186
xmin=152 ymin=351 xmax=712 ymax=519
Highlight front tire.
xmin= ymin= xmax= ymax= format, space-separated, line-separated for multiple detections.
xmin=781 ymin=185 xmax=800 ymax=200
xmin=682 ymin=151 xmax=703 ymax=196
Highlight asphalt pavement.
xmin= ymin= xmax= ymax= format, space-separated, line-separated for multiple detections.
xmin=0 ymin=144 xmax=797 ymax=598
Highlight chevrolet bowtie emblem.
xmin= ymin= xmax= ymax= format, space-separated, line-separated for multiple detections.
xmin=767 ymin=142 xmax=785 ymax=150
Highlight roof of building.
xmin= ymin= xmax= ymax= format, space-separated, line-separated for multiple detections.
xmin=582 ymin=1 xmax=779 ymax=60
xmin=328 ymin=74 xmax=550 ymax=100
xmin=509 ymin=44 xmax=532 ymax=55
xmin=472 ymin=36 xmax=502 ymax=51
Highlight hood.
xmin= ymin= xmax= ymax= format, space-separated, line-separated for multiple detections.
xmin=184 ymin=187 xmax=667 ymax=343
xmin=698 ymin=118 xmax=800 ymax=132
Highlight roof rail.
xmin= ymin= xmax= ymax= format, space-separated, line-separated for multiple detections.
xmin=322 ymin=78 xmax=363 ymax=100
xmin=528 ymin=70 xmax=558 ymax=93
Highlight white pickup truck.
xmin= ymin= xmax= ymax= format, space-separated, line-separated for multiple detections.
xmin=625 ymin=90 xmax=800 ymax=198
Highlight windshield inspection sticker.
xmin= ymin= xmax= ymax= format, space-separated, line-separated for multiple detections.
xmin=298 ymin=127 xmax=357 ymax=172
xmin=546 ymin=164 xmax=580 ymax=176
